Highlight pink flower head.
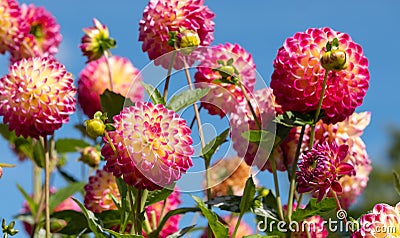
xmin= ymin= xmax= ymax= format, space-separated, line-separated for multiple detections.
xmin=0 ymin=0 xmax=27 ymax=54
xmin=352 ymin=202 xmax=400 ymax=237
xmin=230 ymin=87 xmax=277 ymax=170
xmin=84 ymin=169 xmax=120 ymax=213
xmin=296 ymin=142 xmax=355 ymax=201
xmin=144 ymin=189 xmax=181 ymax=237
xmin=78 ymin=55 xmax=144 ymax=118
xmin=80 ymin=18 xmax=116 ymax=62
xmin=194 ymin=43 xmax=256 ymax=117
xmin=10 ymin=4 xmax=62 ymax=63
xmin=271 ymin=27 xmax=369 ymax=124
xmin=0 ymin=57 xmax=76 ymax=138
xmin=102 ymin=102 xmax=194 ymax=190
xmin=139 ymin=0 xmax=215 ymax=69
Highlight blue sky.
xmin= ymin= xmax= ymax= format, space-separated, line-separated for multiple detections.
xmin=1 ymin=0 xmax=399 ymax=236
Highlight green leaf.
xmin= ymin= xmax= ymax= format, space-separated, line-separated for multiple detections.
xmin=100 ymin=89 xmax=134 ymax=121
xmin=166 ymin=88 xmax=210 ymax=112
xmin=239 ymin=177 xmax=256 ymax=214
xmin=16 ymin=184 xmax=37 ymax=216
xmin=50 ymin=182 xmax=85 ymax=212
xmin=148 ymin=207 xmax=201 ymax=238
xmin=55 ymin=138 xmax=90 ymax=153
xmin=259 ymin=188 xmax=278 ymax=212
xmin=141 ymin=82 xmax=165 ymax=105
xmin=104 ymin=228 xmax=144 ymax=237
xmin=206 ymin=195 xmax=241 ymax=213
xmin=244 ymin=235 xmax=278 ymax=238
xmin=51 ymin=210 xmax=89 ymax=235
xmin=273 ymin=111 xmax=315 ymax=127
xmin=145 ymin=187 xmax=174 ymax=207
xmin=71 ymin=198 xmax=107 ymax=238
xmin=96 ymin=210 xmax=121 ymax=229
xmin=0 ymin=123 xmax=11 ymax=140
xmin=227 ymin=58 xmax=234 ymax=66
xmin=57 ymin=167 xmax=79 ymax=183
xmin=166 ymin=225 xmax=196 ymax=238
xmin=394 ymin=171 xmax=400 ymax=197
xmin=32 ymin=140 xmax=45 ymax=168
xmin=241 ymin=130 xmax=275 ymax=143
xmin=192 ymin=196 xmax=229 ymax=238
xmin=201 ymin=128 xmax=230 ymax=162
xmin=292 ymin=198 xmax=336 ymax=221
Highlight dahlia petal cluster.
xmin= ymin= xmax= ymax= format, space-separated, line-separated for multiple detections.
xmin=352 ymin=202 xmax=400 ymax=238
xmin=78 ymin=55 xmax=144 ymax=118
xmin=0 ymin=57 xmax=76 ymax=138
xmin=230 ymin=87 xmax=278 ymax=170
xmin=296 ymin=142 xmax=355 ymax=201
xmin=208 ymin=157 xmax=257 ymax=197
xmin=194 ymin=43 xmax=256 ymax=117
xmin=0 ymin=0 xmax=27 ymax=54
xmin=139 ymin=0 xmax=215 ymax=69
xmin=271 ymin=27 xmax=370 ymax=124
xmin=200 ymin=216 xmax=253 ymax=238
xmin=102 ymin=102 xmax=194 ymax=190
xmin=283 ymin=204 xmax=328 ymax=238
xmin=84 ymin=169 xmax=120 ymax=213
xmin=80 ymin=18 xmax=115 ymax=62
xmin=144 ymin=189 xmax=181 ymax=237
xmin=10 ymin=4 xmax=62 ymax=63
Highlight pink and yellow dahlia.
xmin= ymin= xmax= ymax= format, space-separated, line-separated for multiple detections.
xmin=200 ymin=216 xmax=253 ymax=238
xmin=0 ymin=57 xmax=76 ymax=138
xmin=0 ymin=0 xmax=27 ymax=54
xmin=102 ymin=102 xmax=194 ymax=190
xmin=194 ymin=43 xmax=256 ymax=117
xmin=230 ymin=87 xmax=278 ymax=170
xmin=208 ymin=157 xmax=257 ymax=197
xmin=144 ymin=189 xmax=181 ymax=237
xmin=138 ymin=0 xmax=215 ymax=69
xmin=78 ymin=55 xmax=144 ymax=118
xmin=10 ymin=4 xmax=62 ymax=63
xmin=80 ymin=18 xmax=115 ymax=62
xmin=271 ymin=27 xmax=369 ymax=124
xmin=296 ymin=142 xmax=355 ymax=201
xmin=352 ymin=202 xmax=400 ymax=238
xmin=84 ymin=169 xmax=120 ymax=213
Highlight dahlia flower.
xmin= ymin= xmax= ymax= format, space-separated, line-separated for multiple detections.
xmin=80 ymin=18 xmax=115 ymax=62
xmin=352 ymin=202 xmax=400 ymax=237
xmin=0 ymin=0 xmax=27 ymax=54
xmin=0 ymin=57 xmax=76 ymax=138
xmin=271 ymin=27 xmax=369 ymax=124
xmin=230 ymin=87 xmax=278 ymax=170
xmin=194 ymin=43 xmax=256 ymax=117
xmin=138 ymin=0 xmax=215 ymax=69
xmin=296 ymin=142 xmax=355 ymax=201
xmin=144 ymin=189 xmax=181 ymax=237
xmin=283 ymin=204 xmax=328 ymax=238
xmin=84 ymin=169 xmax=120 ymax=213
xmin=200 ymin=216 xmax=253 ymax=238
xmin=10 ymin=4 xmax=62 ymax=63
xmin=78 ymin=55 xmax=144 ymax=118
xmin=102 ymin=102 xmax=194 ymax=190
xmin=207 ymin=157 xmax=257 ymax=197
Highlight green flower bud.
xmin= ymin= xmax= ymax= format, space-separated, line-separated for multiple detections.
xmin=321 ymin=49 xmax=348 ymax=71
xmin=84 ymin=118 xmax=106 ymax=138
xmin=176 ymin=29 xmax=200 ymax=55
xmin=78 ymin=147 xmax=101 ymax=168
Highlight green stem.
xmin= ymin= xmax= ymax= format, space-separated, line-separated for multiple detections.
xmin=135 ymin=189 xmax=142 ymax=235
xmin=232 ymin=214 xmax=242 ymax=238
xmin=238 ymin=82 xmax=284 ymax=221
xmin=128 ymin=187 xmax=136 ymax=234
xmin=33 ymin=162 xmax=41 ymax=204
xmin=43 ymin=136 xmax=50 ymax=238
xmin=163 ymin=52 xmax=177 ymax=101
xmin=309 ymin=70 xmax=329 ymax=150
xmin=287 ymin=125 xmax=306 ymax=222
xmin=104 ymin=50 xmax=114 ymax=91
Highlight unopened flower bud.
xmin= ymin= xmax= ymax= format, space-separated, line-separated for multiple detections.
xmin=0 ymin=167 xmax=2 ymax=179
xmin=176 ymin=29 xmax=200 ymax=55
xmin=84 ymin=119 xmax=106 ymax=138
xmin=78 ymin=147 xmax=101 ymax=168
xmin=50 ymin=218 xmax=67 ymax=233
xmin=321 ymin=49 xmax=348 ymax=71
